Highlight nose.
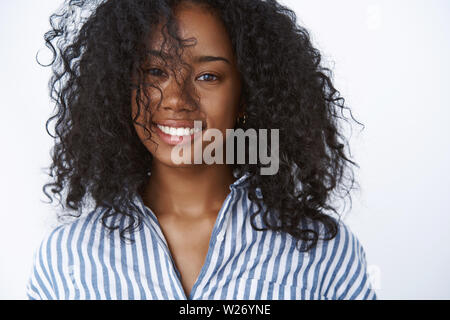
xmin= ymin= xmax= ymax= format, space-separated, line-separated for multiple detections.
xmin=160 ymin=73 xmax=196 ymax=113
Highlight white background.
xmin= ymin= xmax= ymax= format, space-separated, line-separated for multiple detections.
xmin=1 ymin=0 xmax=449 ymax=299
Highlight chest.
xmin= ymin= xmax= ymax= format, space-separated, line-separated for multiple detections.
xmin=157 ymin=216 xmax=216 ymax=297
xmin=56 ymin=218 xmax=334 ymax=299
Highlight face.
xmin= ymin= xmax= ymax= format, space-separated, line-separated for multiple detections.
xmin=131 ymin=3 xmax=243 ymax=167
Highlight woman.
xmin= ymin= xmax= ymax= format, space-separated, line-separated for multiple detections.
xmin=27 ymin=0 xmax=377 ymax=300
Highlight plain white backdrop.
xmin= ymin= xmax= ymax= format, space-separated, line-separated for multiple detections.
xmin=1 ymin=0 xmax=449 ymax=299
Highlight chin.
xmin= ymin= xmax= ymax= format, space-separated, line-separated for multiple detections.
xmin=153 ymin=152 xmax=198 ymax=168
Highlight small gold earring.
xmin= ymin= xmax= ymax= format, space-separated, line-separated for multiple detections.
xmin=242 ymin=112 xmax=248 ymax=124
xmin=238 ymin=112 xmax=248 ymax=125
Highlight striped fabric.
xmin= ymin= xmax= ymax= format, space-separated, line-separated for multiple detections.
xmin=26 ymin=173 xmax=377 ymax=300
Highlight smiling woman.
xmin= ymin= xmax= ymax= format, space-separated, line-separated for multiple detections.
xmin=131 ymin=3 xmax=243 ymax=173
xmin=27 ymin=0 xmax=377 ymax=300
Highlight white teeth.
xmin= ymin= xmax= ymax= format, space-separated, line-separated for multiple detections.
xmin=157 ymin=124 xmax=202 ymax=136
xmin=176 ymin=128 xmax=184 ymax=136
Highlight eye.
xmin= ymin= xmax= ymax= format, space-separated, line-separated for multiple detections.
xmin=145 ymin=68 xmax=166 ymax=77
xmin=197 ymin=73 xmax=219 ymax=82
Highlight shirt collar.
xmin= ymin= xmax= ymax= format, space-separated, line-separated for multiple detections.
xmin=133 ymin=170 xmax=251 ymax=213
xmin=229 ymin=170 xmax=251 ymax=190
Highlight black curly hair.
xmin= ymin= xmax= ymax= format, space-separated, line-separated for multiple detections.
xmin=41 ymin=0 xmax=363 ymax=252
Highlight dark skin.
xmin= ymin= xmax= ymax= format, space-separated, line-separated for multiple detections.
xmin=131 ymin=3 xmax=244 ymax=297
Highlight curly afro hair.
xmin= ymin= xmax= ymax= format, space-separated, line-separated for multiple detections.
xmin=41 ymin=0 xmax=363 ymax=252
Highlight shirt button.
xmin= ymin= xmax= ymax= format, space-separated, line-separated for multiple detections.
xmin=217 ymin=233 xmax=225 ymax=242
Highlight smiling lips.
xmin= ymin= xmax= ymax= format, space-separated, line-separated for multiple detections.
xmin=157 ymin=125 xmax=201 ymax=136
xmin=153 ymin=119 xmax=205 ymax=145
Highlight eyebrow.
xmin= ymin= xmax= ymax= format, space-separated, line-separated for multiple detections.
xmin=146 ymin=50 xmax=231 ymax=65
xmin=194 ymin=55 xmax=230 ymax=65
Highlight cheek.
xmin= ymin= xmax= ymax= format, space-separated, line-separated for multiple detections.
xmin=202 ymin=88 xmax=240 ymax=129
xmin=131 ymin=91 xmax=145 ymax=134
xmin=131 ymin=88 xmax=161 ymax=128
xmin=208 ymin=107 xmax=236 ymax=129
xmin=130 ymin=90 xmax=157 ymax=150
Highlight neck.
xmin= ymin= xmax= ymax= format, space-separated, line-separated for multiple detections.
xmin=141 ymin=161 xmax=237 ymax=220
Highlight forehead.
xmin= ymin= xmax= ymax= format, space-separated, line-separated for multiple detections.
xmin=148 ymin=4 xmax=236 ymax=62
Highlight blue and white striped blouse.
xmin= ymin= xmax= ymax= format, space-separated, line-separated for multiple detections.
xmin=26 ymin=173 xmax=377 ymax=300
